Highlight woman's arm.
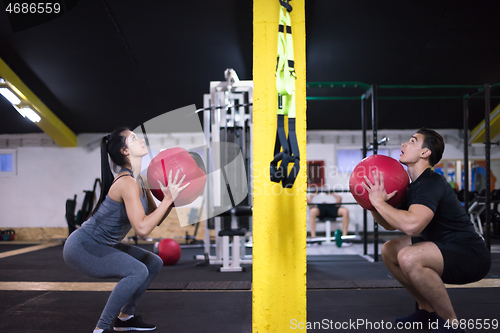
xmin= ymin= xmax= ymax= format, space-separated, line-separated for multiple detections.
xmin=144 ymin=185 xmax=173 ymax=226
xmin=121 ymin=170 xmax=189 ymax=239
xmin=120 ymin=177 xmax=173 ymax=238
xmin=140 ymin=175 xmax=158 ymax=215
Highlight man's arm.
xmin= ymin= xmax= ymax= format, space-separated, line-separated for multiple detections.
xmin=370 ymin=210 xmax=396 ymax=231
xmin=371 ymin=200 xmax=433 ymax=235
xmin=364 ymin=171 xmax=434 ymax=235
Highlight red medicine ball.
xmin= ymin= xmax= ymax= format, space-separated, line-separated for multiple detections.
xmin=157 ymin=238 xmax=181 ymax=265
xmin=349 ymin=155 xmax=409 ymax=211
xmin=147 ymin=147 xmax=207 ymax=207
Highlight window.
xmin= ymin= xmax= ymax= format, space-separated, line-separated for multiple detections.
xmin=336 ymin=149 xmax=362 ymax=174
xmin=390 ymin=149 xmax=401 ymax=160
xmin=367 ymin=149 xmax=389 ymax=157
xmin=0 ymin=149 xmax=17 ymax=176
xmin=336 ymin=148 xmax=397 ymax=174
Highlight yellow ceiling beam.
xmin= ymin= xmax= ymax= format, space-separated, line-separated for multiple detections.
xmin=0 ymin=57 xmax=76 ymax=147
xmin=470 ymin=102 xmax=500 ymax=144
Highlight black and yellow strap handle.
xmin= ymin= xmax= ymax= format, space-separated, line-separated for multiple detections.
xmin=270 ymin=0 xmax=300 ymax=188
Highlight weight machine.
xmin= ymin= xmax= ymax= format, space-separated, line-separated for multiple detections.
xmin=196 ymin=69 xmax=253 ymax=272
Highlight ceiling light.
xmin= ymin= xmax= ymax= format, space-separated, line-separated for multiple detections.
xmin=21 ymin=107 xmax=41 ymax=122
xmin=0 ymin=60 xmax=77 ymax=146
xmin=0 ymin=87 xmax=21 ymax=105
xmin=0 ymin=77 xmax=41 ymax=123
xmin=15 ymin=106 xmax=41 ymax=122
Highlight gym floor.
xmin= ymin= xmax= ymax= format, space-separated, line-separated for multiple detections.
xmin=0 ymin=237 xmax=499 ymax=333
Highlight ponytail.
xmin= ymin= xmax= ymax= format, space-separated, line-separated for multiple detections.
xmin=90 ymin=135 xmax=114 ymax=216
xmin=90 ymin=127 xmax=130 ymax=217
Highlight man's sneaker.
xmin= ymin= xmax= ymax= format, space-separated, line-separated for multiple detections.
xmin=113 ymin=315 xmax=156 ymax=331
xmin=395 ymin=308 xmax=438 ymax=329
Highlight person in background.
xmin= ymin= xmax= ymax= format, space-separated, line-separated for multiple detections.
xmin=307 ymin=191 xmax=351 ymax=239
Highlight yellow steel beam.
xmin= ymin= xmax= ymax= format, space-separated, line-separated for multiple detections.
xmin=0 ymin=57 xmax=77 ymax=147
xmin=253 ymin=0 xmax=307 ymax=332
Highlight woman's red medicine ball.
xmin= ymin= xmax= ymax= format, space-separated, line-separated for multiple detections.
xmin=147 ymin=147 xmax=206 ymax=206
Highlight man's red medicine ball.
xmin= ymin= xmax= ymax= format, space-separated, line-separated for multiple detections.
xmin=147 ymin=147 xmax=206 ymax=206
xmin=349 ymin=155 xmax=409 ymax=211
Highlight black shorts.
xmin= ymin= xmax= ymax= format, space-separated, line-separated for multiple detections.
xmin=317 ymin=204 xmax=340 ymax=219
xmin=411 ymin=236 xmax=491 ymax=285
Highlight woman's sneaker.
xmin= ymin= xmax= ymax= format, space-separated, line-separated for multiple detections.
xmin=113 ymin=315 xmax=156 ymax=331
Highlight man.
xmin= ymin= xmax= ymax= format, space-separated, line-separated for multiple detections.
xmin=307 ymin=191 xmax=350 ymax=238
xmin=363 ymin=128 xmax=490 ymax=333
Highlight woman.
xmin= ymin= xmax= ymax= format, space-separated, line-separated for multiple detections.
xmin=63 ymin=127 xmax=189 ymax=333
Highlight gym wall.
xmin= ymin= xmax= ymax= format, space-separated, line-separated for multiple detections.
xmin=0 ymin=133 xmax=100 ymax=240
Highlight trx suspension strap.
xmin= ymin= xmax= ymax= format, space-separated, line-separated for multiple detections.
xmin=270 ymin=0 xmax=300 ymax=188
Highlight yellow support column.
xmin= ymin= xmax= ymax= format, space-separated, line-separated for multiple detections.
xmin=253 ymin=1 xmax=307 ymax=332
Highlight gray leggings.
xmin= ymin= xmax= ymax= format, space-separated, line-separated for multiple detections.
xmin=63 ymin=229 xmax=163 ymax=330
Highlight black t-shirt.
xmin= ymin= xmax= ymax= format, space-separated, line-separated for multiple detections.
xmin=402 ymin=168 xmax=484 ymax=245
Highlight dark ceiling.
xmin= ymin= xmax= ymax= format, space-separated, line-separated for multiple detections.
xmin=1 ymin=0 xmax=499 ymax=136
